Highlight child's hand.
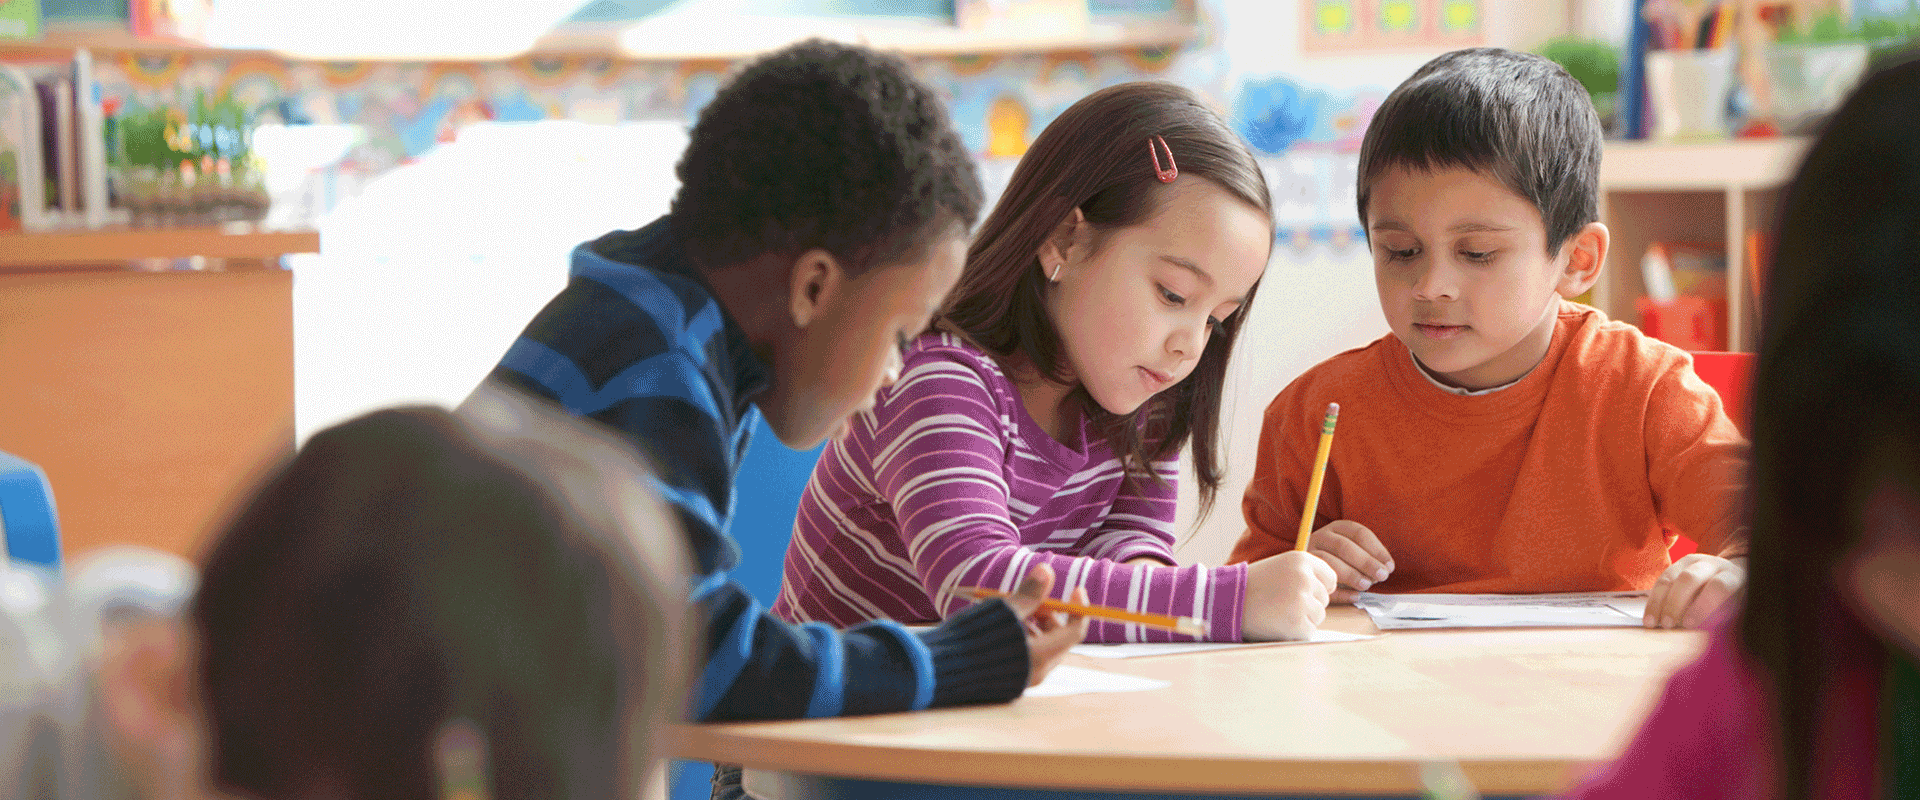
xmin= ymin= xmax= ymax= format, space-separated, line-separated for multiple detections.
xmin=1240 ymin=550 xmax=1337 ymax=641
xmin=1306 ymin=520 xmax=1394 ymax=602
xmin=1000 ymin=564 xmax=1090 ymax=687
xmin=1644 ymin=553 xmax=1746 ymax=629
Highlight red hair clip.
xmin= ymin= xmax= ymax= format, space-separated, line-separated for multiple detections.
xmin=1149 ymin=135 xmax=1177 ymax=183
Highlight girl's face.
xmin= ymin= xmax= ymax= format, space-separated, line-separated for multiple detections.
xmin=1841 ymin=470 xmax=1920 ymax=659
xmin=1040 ymin=179 xmax=1270 ymax=416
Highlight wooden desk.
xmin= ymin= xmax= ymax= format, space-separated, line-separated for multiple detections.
xmin=0 ymin=227 xmax=319 ymax=561
xmin=675 ymin=608 xmax=1705 ymax=799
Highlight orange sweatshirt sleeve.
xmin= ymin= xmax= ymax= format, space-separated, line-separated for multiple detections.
xmin=1232 ymin=382 xmax=1342 ymax=564
xmin=1644 ymin=356 xmax=1749 ymax=558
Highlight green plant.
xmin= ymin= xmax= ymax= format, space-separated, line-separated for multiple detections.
xmin=111 ymin=89 xmax=258 ymax=174
xmin=1777 ymin=11 xmax=1920 ymax=65
xmin=108 ymin=88 xmax=270 ymax=224
xmin=1538 ymin=36 xmax=1621 ymax=126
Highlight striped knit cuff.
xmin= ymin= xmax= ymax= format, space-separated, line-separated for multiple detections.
xmin=919 ymin=598 xmax=1030 ymax=709
xmin=1209 ymin=563 xmax=1251 ymax=643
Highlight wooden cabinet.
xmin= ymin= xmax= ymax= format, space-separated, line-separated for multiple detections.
xmin=0 ymin=226 xmax=317 ymax=561
xmin=1592 ymin=137 xmax=1811 ymax=353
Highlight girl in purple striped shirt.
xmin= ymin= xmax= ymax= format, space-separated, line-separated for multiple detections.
xmin=773 ymin=82 xmax=1336 ymax=642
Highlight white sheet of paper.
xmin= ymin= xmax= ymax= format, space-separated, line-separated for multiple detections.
xmin=1354 ymin=591 xmax=1649 ymax=629
xmin=1022 ymin=664 xmax=1171 ymax=697
xmin=1070 ymin=629 xmax=1376 ymax=659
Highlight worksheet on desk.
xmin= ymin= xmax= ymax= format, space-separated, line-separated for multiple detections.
xmin=1353 ymin=591 xmax=1649 ymax=629
xmin=1071 ymin=629 xmax=1375 ymax=659
xmin=1024 ymin=665 xmax=1171 ymax=697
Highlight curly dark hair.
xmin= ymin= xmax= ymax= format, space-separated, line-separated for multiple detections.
xmin=671 ymin=39 xmax=983 ymax=274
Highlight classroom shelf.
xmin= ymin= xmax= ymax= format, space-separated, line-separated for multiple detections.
xmin=0 ymin=26 xmax=275 ymax=59
xmin=1592 ymin=136 xmax=1811 ymax=353
xmin=0 ymin=226 xmax=320 ymax=270
xmin=0 ymin=223 xmax=318 ymax=563
xmin=1598 ymin=137 xmax=1810 ymax=191
xmin=0 ymin=18 xmax=1196 ymax=63
xmin=543 ymin=19 xmax=1197 ymax=60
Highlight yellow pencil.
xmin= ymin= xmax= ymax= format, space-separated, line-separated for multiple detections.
xmin=1295 ymin=402 xmax=1339 ymax=552
xmin=963 ymin=587 xmax=1207 ymax=637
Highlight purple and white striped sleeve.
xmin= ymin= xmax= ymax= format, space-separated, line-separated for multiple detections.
xmin=868 ymin=352 xmax=1248 ymax=643
xmin=1079 ymin=456 xmax=1181 ymax=566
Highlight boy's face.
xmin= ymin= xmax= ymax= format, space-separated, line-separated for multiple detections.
xmin=1366 ymin=166 xmax=1593 ymax=391
xmin=760 ymin=231 xmax=968 ymax=449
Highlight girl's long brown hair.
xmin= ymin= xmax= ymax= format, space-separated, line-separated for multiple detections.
xmin=943 ymin=81 xmax=1273 ymax=518
xmin=1738 ymin=54 xmax=1920 ymax=800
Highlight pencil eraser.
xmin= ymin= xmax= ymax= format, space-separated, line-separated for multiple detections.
xmin=1327 ymin=402 xmax=1340 ymax=418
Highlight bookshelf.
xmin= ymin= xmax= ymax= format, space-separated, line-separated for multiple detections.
xmin=1593 ymin=136 xmax=1811 ymax=353
xmin=0 ymin=26 xmax=274 ymax=59
xmin=0 ymin=18 xmax=1197 ymax=61
xmin=0 ymin=225 xmax=318 ymax=269
xmin=537 ymin=18 xmax=1196 ymax=60
xmin=0 ymin=226 xmax=318 ymax=562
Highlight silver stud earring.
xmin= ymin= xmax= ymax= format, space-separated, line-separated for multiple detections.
xmin=1050 ymin=262 xmax=1063 ymax=282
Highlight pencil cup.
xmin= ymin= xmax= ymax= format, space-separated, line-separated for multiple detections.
xmin=1644 ymin=49 xmax=1736 ymax=141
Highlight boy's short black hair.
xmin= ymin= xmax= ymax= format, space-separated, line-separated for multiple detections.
xmin=1356 ymin=47 xmax=1602 ymax=255
xmin=671 ymin=39 xmax=983 ymax=274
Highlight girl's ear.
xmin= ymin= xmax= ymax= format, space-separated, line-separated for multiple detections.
xmin=1556 ymin=221 xmax=1609 ymax=299
xmin=788 ymin=248 xmax=848 ymax=329
xmin=1034 ymin=207 xmax=1088 ymax=280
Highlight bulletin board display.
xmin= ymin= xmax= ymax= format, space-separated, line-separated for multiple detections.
xmin=1301 ymin=0 xmax=1484 ymax=53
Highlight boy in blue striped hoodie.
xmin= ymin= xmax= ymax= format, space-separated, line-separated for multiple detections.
xmin=475 ymin=39 xmax=1085 ymax=740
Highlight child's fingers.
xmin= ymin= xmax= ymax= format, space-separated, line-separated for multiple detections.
xmin=1307 ymin=541 xmax=1384 ymax=592
xmin=1024 ymin=603 xmax=1089 ymax=687
xmin=1329 ymin=520 xmax=1395 ymax=576
xmin=1004 ymin=563 xmax=1057 ymax=621
xmin=1305 ymin=552 xmax=1338 ymax=593
xmin=1680 ymin=569 xmax=1741 ymax=628
xmin=1646 ymin=555 xmax=1733 ymax=628
xmin=1310 ymin=522 xmax=1392 ymax=587
xmin=1062 ymin=587 xmax=1091 ymax=638
xmin=1680 ymin=560 xmax=1744 ymax=628
xmin=1028 ymin=610 xmax=1056 ymax=636
xmin=1645 ymin=560 xmax=1687 ymax=628
xmin=1308 ymin=549 xmax=1368 ymax=591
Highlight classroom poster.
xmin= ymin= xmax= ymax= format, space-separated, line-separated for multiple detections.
xmin=1302 ymin=0 xmax=1483 ymax=53
xmin=0 ymin=0 xmax=40 ymax=40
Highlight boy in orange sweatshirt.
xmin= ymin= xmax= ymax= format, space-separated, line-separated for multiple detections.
xmin=1230 ymin=48 xmax=1747 ymax=629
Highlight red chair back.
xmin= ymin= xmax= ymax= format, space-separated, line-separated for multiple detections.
xmin=1668 ymin=350 xmax=1755 ymax=560
xmin=1689 ymin=351 xmax=1755 ymax=435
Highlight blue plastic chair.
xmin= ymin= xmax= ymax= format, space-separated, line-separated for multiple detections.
xmin=670 ymin=416 xmax=824 ymax=800
xmin=0 ymin=450 xmax=61 ymax=571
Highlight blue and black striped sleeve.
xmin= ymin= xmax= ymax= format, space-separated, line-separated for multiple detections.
xmin=687 ymin=561 xmax=1030 ymax=721
xmin=487 ymin=290 xmax=1029 ymax=721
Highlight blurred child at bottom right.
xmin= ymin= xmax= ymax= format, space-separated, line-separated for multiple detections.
xmin=1563 ymin=52 xmax=1920 ymax=800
